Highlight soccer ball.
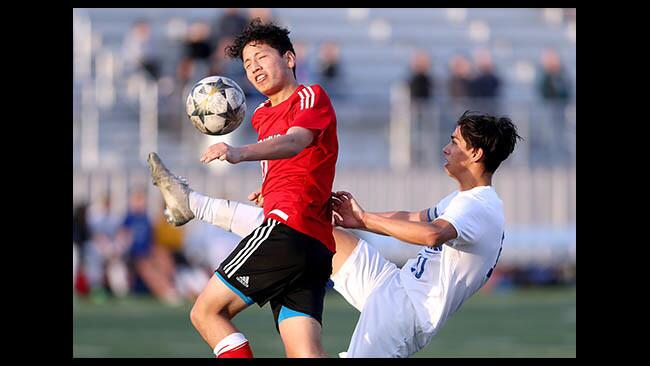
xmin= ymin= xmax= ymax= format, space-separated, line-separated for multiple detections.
xmin=186 ymin=76 xmax=246 ymax=135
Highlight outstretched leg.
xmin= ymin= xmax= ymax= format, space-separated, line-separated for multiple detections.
xmin=147 ymin=152 xmax=264 ymax=237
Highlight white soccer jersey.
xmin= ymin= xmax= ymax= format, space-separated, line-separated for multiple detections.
xmin=332 ymin=185 xmax=505 ymax=357
xmin=400 ymin=185 xmax=504 ymax=336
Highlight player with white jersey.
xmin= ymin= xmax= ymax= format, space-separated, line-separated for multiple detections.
xmin=330 ymin=110 xmax=521 ymax=357
xmin=149 ymin=110 xmax=521 ymax=357
xmin=331 ymin=186 xmax=505 ymax=357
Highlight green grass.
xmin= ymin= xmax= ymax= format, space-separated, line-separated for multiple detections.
xmin=73 ymin=286 xmax=575 ymax=358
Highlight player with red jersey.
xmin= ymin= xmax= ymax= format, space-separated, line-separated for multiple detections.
xmin=148 ymin=19 xmax=337 ymax=358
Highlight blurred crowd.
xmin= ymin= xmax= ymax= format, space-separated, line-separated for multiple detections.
xmin=73 ymin=186 xmax=575 ymax=305
xmin=72 ymin=188 xmax=240 ymax=305
xmin=122 ymin=8 xmax=572 ymax=108
xmin=119 ymin=8 xmax=347 ymax=139
xmin=117 ymin=8 xmax=574 ymax=167
xmin=405 ymin=47 xmax=573 ymax=166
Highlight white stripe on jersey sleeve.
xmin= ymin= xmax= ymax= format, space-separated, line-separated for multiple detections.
xmin=298 ymin=90 xmax=305 ymax=110
xmin=304 ymin=88 xmax=311 ymax=109
xmin=306 ymin=85 xmax=316 ymax=108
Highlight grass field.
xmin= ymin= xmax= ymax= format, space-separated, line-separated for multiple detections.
xmin=73 ymin=286 xmax=576 ymax=358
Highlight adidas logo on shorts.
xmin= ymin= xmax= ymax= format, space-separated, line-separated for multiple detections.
xmin=236 ymin=276 xmax=250 ymax=288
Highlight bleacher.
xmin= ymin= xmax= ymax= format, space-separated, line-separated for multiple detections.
xmin=72 ymin=8 xmax=576 ymax=267
xmin=73 ymin=8 xmax=576 ymax=169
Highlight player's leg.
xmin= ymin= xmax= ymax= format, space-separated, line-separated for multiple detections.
xmin=330 ymin=228 xmax=399 ymax=311
xmin=278 ymin=315 xmax=327 ymax=357
xmin=343 ymin=275 xmax=424 ymax=358
xmin=189 ymin=219 xmax=292 ymax=358
xmin=189 ymin=273 xmax=254 ymax=357
xmin=147 ymin=152 xmax=264 ymax=237
xmin=270 ymin=234 xmax=333 ymax=358
xmin=347 ymin=229 xmax=422 ymax=268
xmin=331 ymin=229 xmax=424 ymax=358
xmin=189 ymin=191 xmax=264 ymax=238
xmin=201 ymin=218 xmax=298 ymax=357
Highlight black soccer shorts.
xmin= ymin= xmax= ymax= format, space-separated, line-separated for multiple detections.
xmin=215 ymin=218 xmax=334 ymax=329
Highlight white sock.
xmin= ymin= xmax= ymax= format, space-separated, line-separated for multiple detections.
xmin=213 ymin=332 xmax=248 ymax=357
xmin=189 ymin=192 xmax=264 ymax=238
xmin=230 ymin=203 xmax=265 ymax=238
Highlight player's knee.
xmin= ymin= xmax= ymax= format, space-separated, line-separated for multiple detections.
xmin=190 ymin=298 xmax=230 ymax=329
xmin=190 ymin=299 xmax=215 ymax=328
xmin=189 ymin=302 xmax=204 ymax=329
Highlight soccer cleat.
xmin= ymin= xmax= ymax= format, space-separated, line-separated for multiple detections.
xmin=147 ymin=152 xmax=195 ymax=226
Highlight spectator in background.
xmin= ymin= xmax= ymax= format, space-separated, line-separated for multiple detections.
xmin=316 ymin=41 xmax=343 ymax=98
xmin=247 ymin=8 xmax=275 ymax=24
xmin=538 ymin=48 xmax=572 ymax=165
xmin=212 ymin=8 xmax=248 ymax=44
xmin=152 ymin=207 xmax=197 ymax=300
xmin=176 ymin=20 xmax=213 ymax=87
xmin=118 ymin=187 xmax=181 ymax=305
xmin=445 ymin=54 xmax=474 ymax=138
xmin=539 ymin=48 xmax=570 ymax=102
xmin=84 ymin=194 xmax=126 ymax=302
xmin=180 ymin=221 xmax=240 ymax=299
xmin=447 ymin=54 xmax=472 ymax=100
xmin=408 ymin=50 xmax=434 ymax=101
xmin=407 ymin=50 xmax=434 ymax=166
xmin=73 ymin=202 xmax=91 ymax=267
xmin=469 ymin=49 xmax=501 ymax=115
xmin=122 ymin=19 xmax=160 ymax=80
xmin=292 ymin=40 xmax=314 ymax=84
xmin=73 ymin=202 xmax=91 ymax=295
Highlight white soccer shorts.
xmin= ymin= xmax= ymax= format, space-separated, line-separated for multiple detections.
xmin=331 ymin=239 xmax=429 ymax=358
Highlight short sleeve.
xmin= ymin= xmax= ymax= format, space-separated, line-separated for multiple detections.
xmin=437 ymin=194 xmax=487 ymax=245
xmin=291 ymin=85 xmax=334 ymax=139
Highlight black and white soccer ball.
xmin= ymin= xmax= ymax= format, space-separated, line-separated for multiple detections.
xmin=185 ymin=76 xmax=246 ymax=136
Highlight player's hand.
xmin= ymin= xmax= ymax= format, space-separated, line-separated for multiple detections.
xmin=331 ymin=191 xmax=366 ymax=229
xmin=200 ymin=142 xmax=244 ymax=164
xmin=248 ymin=189 xmax=264 ymax=207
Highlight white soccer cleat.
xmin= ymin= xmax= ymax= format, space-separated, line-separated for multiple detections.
xmin=147 ymin=152 xmax=195 ymax=226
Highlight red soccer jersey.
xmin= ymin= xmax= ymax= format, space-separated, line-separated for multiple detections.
xmin=252 ymin=84 xmax=338 ymax=253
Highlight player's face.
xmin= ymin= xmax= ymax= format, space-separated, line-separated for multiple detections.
xmin=242 ymin=41 xmax=295 ymax=96
xmin=442 ymin=126 xmax=474 ymax=177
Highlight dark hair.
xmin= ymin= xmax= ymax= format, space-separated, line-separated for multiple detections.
xmin=456 ymin=110 xmax=523 ymax=173
xmin=225 ymin=18 xmax=296 ymax=79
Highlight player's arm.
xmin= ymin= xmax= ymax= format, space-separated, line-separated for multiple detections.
xmin=332 ymin=191 xmax=456 ymax=247
xmin=362 ymin=215 xmax=457 ymax=248
xmin=352 ymin=209 xmax=429 ymax=236
xmin=372 ymin=209 xmax=430 ymax=222
xmin=200 ymin=126 xmax=313 ymax=164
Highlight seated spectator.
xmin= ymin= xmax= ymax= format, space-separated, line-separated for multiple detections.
xmin=316 ymin=41 xmax=344 ymax=98
xmin=73 ymin=202 xmax=91 ymax=295
xmin=84 ymin=194 xmax=125 ymax=302
xmin=118 ymin=187 xmax=181 ymax=305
